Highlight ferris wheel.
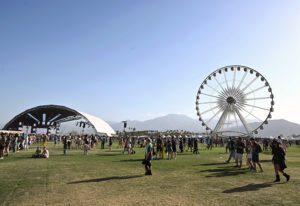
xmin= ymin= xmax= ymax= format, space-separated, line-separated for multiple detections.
xmin=196 ymin=65 xmax=274 ymax=137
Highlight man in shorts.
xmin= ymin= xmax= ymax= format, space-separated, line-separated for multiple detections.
xmin=235 ymin=137 xmax=245 ymax=168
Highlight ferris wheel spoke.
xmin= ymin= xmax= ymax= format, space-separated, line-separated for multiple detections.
xmin=198 ymin=101 xmax=218 ymax=105
xmin=232 ymin=68 xmax=236 ymax=88
xmin=240 ymin=107 xmax=263 ymax=122
xmin=237 ymin=71 xmax=247 ymax=89
xmin=206 ymin=84 xmax=223 ymax=96
xmin=224 ymin=71 xmax=229 ymax=89
xmin=243 ymin=103 xmax=270 ymax=111
xmin=206 ymin=108 xmax=223 ymax=124
xmin=226 ymin=111 xmax=231 ymax=129
xmin=244 ymin=97 xmax=270 ymax=101
xmin=244 ymin=85 xmax=267 ymax=96
xmin=233 ymin=110 xmax=240 ymax=133
xmin=235 ymin=108 xmax=252 ymax=134
xmin=200 ymin=105 xmax=219 ymax=115
xmin=213 ymin=107 xmax=229 ymax=132
xmin=200 ymin=93 xmax=219 ymax=99
xmin=213 ymin=76 xmax=226 ymax=93
xmin=241 ymin=76 xmax=258 ymax=92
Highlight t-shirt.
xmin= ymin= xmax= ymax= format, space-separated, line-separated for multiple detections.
xmin=144 ymin=143 xmax=153 ymax=160
xmin=236 ymin=142 xmax=245 ymax=154
xmin=43 ymin=150 xmax=49 ymax=158
xmin=145 ymin=143 xmax=153 ymax=155
xmin=228 ymin=140 xmax=235 ymax=151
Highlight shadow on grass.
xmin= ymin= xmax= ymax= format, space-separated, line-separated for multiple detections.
xmin=259 ymin=159 xmax=272 ymax=163
xmin=177 ymin=153 xmax=194 ymax=156
xmin=194 ymin=162 xmax=228 ymax=166
xmin=223 ymin=182 xmax=274 ymax=193
xmin=97 ymin=153 xmax=124 ymax=157
xmin=103 ymin=149 xmax=123 ymax=152
xmin=117 ymin=159 xmax=144 ymax=162
xmin=199 ymin=166 xmax=249 ymax=177
xmin=67 ymin=174 xmax=143 ymax=184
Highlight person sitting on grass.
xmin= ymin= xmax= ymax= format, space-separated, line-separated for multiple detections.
xmin=32 ymin=147 xmax=42 ymax=158
xmin=40 ymin=147 xmax=49 ymax=158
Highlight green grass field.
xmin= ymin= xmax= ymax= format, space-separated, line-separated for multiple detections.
xmin=1 ymin=143 xmax=299 ymax=206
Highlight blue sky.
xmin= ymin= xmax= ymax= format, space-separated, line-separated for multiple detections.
xmin=0 ymin=0 xmax=300 ymax=124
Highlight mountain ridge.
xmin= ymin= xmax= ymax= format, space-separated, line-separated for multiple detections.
xmin=109 ymin=114 xmax=300 ymax=136
xmin=1 ymin=114 xmax=300 ymax=136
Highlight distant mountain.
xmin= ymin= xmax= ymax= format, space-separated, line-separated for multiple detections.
xmin=246 ymin=119 xmax=300 ymax=137
xmin=2 ymin=114 xmax=300 ymax=137
xmin=110 ymin=114 xmax=204 ymax=132
xmin=110 ymin=114 xmax=300 ymax=136
xmin=0 ymin=123 xmax=4 ymax=130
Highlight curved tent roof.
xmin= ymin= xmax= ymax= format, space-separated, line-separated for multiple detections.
xmin=3 ymin=105 xmax=115 ymax=136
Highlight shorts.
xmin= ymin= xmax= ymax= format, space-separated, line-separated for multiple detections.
xmin=252 ymin=153 xmax=259 ymax=162
xmin=235 ymin=153 xmax=243 ymax=161
xmin=247 ymin=153 xmax=252 ymax=160
xmin=166 ymin=147 xmax=173 ymax=153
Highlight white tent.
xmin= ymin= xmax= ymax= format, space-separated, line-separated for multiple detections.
xmin=79 ymin=112 xmax=115 ymax=136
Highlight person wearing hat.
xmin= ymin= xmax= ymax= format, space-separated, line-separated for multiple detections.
xmin=272 ymin=140 xmax=290 ymax=182
xmin=144 ymin=138 xmax=153 ymax=175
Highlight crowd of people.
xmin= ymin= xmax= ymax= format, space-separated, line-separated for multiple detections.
xmin=0 ymin=132 xmax=33 ymax=159
xmin=139 ymin=134 xmax=292 ymax=180
xmin=0 ymin=131 xmax=293 ymax=181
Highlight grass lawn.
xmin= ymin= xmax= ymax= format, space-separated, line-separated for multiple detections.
xmin=0 ymin=143 xmax=299 ymax=206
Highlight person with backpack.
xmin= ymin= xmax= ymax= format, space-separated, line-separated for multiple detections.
xmin=250 ymin=138 xmax=263 ymax=172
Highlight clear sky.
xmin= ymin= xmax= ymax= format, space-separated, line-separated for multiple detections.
xmin=0 ymin=0 xmax=300 ymax=124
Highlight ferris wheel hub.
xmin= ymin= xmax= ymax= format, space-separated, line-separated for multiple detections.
xmin=226 ymin=96 xmax=236 ymax=104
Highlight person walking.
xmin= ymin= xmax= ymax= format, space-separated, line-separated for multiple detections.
xmin=156 ymin=136 xmax=162 ymax=159
xmin=0 ymin=135 xmax=5 ymax=160
xmin=226 ymin=138 xmax=235 ymax=163
xmin=171 ymin=137 xmax=177 ymax=159
xmin=144 ymin=138 xmax=153 ymax=175
xmin=250 ymin=138 xmax=263 ymax=172
xmin=272 ymin=140 xmax=290 ymax=182
xmin=235 ymin=137 xmax=245 ymax=168
xmin=245 ymin=139 xmax=254 ymax=170
xmin=166 ymin=139 xmax=173 ymax=160
xmin=63 ymin=137 xmax=68 ymax=155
